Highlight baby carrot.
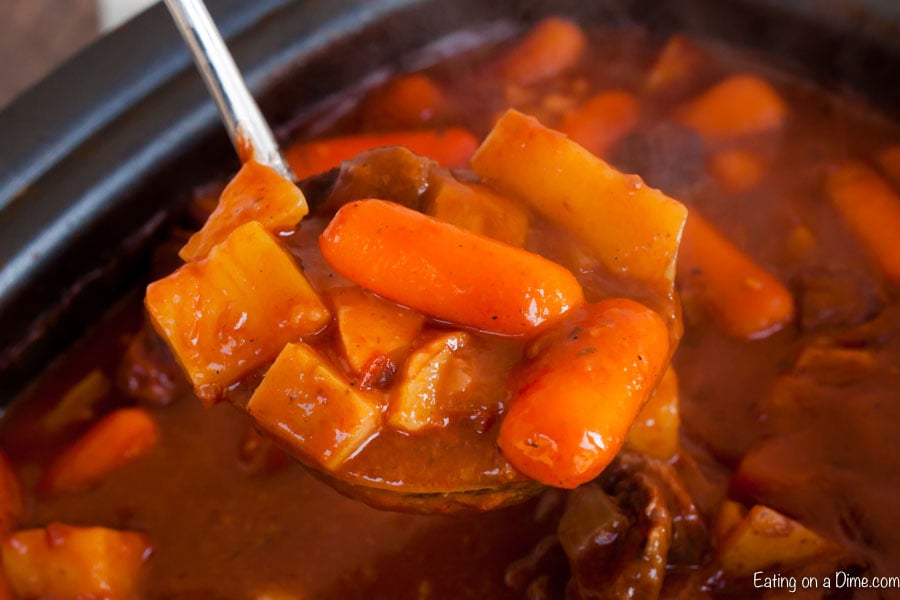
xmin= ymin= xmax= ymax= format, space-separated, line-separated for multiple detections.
xmin=0 ymin=453 xmax=23 ymax=538
xmin=40 ymin=408 xmax=159 ymax=496
xmin=319 ymin=199 xmax=584 ymax=336
xmin=497 ymin=17 xmax=586 ymax=86
xmin=708 ymin=149 xmax=767 ymax=193
xmin=362 ymin=74 xmax=448 ymax=129
xmin=559 ymin=90 xmax=640 ymax=157
xmin=285 ymin=128 xmax=478 ymax=180
xmin=677 ymin=75 xmax=787 ymax=142
xmin=499 ymin=298 xmax=670 ymax=489
xmin=678 ymin=211 xmax=794 ymax=338
xmin=826 ymin=161 xmax=900 ymax=284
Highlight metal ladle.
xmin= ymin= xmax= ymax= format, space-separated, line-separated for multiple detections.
xmin=162 ymin=0 xmax=541 ymax=513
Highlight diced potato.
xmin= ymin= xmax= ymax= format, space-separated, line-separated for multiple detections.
xmin=146 ymin=221 xmax=331 ymax=403
xmin=626 ymin=367 xmax=680 ymax=460
xmin=2 ymin=523 xmax=152 ymax=600
xmin=42 ymin=369 xmax=110 ymax=434
xmin=426 ymin=176 xmax=530 ymax=247
xmin=713 ymin=499 xmax=748 ymax=546
xmin=246 ymin=343 xmax=381 ymax=471
xmin=0 ymin=453 xmax=23 ymax=538
xmin=388 ymin=332 xmax=472 ymax=432
xmin=718 ymin=505 xmax=838 ymax=576
xmin=330 ymin=286 xmax=425 ymax=374
xmin=179 ymin=160 xmax=309 ymax=262
xmin=677 ymin=75 xmax=787 ymax=142
xmin=40 ymin=408 xmax=159 ymax=496
xmin=471 ymin=109 xmax=688 ymax=296
xmin=709 ymin=149 xmax=766 ymax=193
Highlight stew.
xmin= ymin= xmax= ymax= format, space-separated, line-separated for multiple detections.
xmin=1 ymin=15 xmax=899 ymax=599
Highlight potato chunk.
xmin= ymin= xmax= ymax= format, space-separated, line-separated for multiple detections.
xmin=626 ymin=367 xmax=680 ymax=460
xmin=146 ymin=221 xmax=330 ymax=403
xmin=388 ymin=332 xmax=472 ymax=432
xmin=330 ymin=286 xmax=424 ymax=374
xmin=179 ymin=160 xmax=308 ymax=262
xmin=426 ymin=176 xmax=530 ymax=247
xmin=2 ymin=524 xmax=152 ymax=600
xmin=471 ymin=109 xmax=687 ymax=296
xmin=718 ymin=505 xmax=838 ymax=576
xmin=247 ymin=343 xmax=381 ymax=470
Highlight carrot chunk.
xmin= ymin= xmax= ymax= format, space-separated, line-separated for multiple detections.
xmin=559 ymin=90 xmax=640 ymax=157
xmin=497 ymin=17 xmax=586 ymax=85
xmin=677 ymin=75 xmax=787 ymax=142
xmin=0 ymin=453 xmax=23 ymax=538
xmin=146 ymin=221 xmax=330 ymax=403
xmin=825 ymin=161 xmax=900 ymax=284
xmin=678 ymin=211 xmax=794 ymax=339
xmin=285 ymin=128 xmax=478 ymax=180
xmin=362 ymin=74 xmax=448 ymax=129
xmin=179 ymin=160 xmax=308 ymax=262
xmin=426 ymin=176 xmax=530 ymax=247
xmin=645 ymin=34 xmax=708 ymax=94
xmin=499 ymin=299 xmax=670 ymax=489
xmin=625 ymin=367 xmax=680 ymax=460
xmin=2 ymin=523 xmax=152 ymax=599
xmin=40 ymin=408 xmax=158 ymax=496
xmin=471 ymin=109 xmax=687 ymax=296
xmin=717 ymin=505 xmax=838 ymax=576
xmin=319 ymin=199 xmax=584 ymax=336
xmin=330 ymin=286 xmax=425 ymax=374
xmin=709 ymin=149 xmax=766 ymax=193
xmin=877 ymin=144 xmax=900 ymax=185
xmin=246 ymin=342 xmax=381 ymax=471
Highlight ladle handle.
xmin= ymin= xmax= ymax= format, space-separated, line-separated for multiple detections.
xmin=163 ymin=0 xmax=295 ymax=181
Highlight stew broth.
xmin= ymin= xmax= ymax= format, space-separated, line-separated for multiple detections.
xmin=2 ymin=18 xmax=900 ymax=599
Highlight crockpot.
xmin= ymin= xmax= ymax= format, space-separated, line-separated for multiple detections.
xmin=1 ymin=0 xmax=898 ymax=400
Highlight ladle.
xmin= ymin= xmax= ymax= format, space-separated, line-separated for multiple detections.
xmin=163 ymin=0 xmax=541 ymax=513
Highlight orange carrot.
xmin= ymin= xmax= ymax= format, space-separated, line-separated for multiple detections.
xmin=645 ymin=34 xmax=707 ymax=94
xmin=285 ymin=128 xmax=478 ymax=180
xmin=362 ymin=74 xmax=448 ymax=129
xmin=2 ymin=523 xmax=152 ymax=599
xmin=40 ymin=408 xmax=159 ymax=496
xmin=678 ymin=211 xmax=794 ymax=338
xmin=826 ymin=161 xmax=900 ymax=283
xmin=319 ymin=199 xmax=584 ymax=336
xmin=146 ymin=221 xmax=330 ymax=403
xmin=708 ymin=149 xmax=767 ymax=193
xmin=877 ymin=144 xmax=900 ymax=185
xmin=677 ymin=75 xmax=787 ymax=142
xmin=179 ymin=160 xmax=308 ymax=262
xmin=499 ymin=298 xmax=670 ymax=488
xmin=0 ymin=452 xmax=23 ymax=538
xmin=497 ymin=17 xmax=586 ymax=85
xmin=559 ymin=90 xmax=640 ymax=157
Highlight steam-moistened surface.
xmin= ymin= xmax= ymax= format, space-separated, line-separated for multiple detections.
xmin=2 ymin=18 xmax=900 ymax=599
